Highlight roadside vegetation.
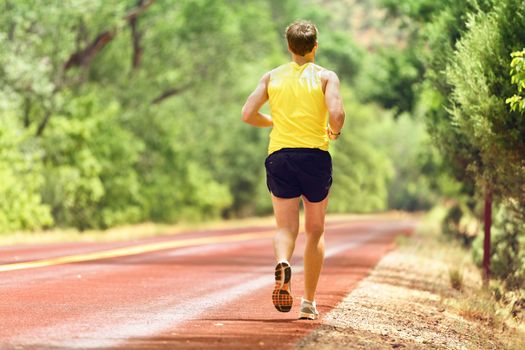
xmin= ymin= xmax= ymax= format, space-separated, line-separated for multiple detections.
xmin=374 ymin=0 xmax=525 ymax=325
xmin=300 ymin=208 xmax=524 ymax=349
xmin=416 ymin=208 xmax=524 ymax=349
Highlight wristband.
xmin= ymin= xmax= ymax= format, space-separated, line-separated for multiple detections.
xmin=329 ymin=128 xmax=341 ymax=136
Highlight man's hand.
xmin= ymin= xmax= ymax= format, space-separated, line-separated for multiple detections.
xmin=327 ymin=127 xmax=341 ymax=140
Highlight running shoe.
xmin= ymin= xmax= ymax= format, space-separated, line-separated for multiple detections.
xmin=298 ymin=298 xmax=319 ymax=320
xmin=272 ymin=261 xmax=293 ymax=312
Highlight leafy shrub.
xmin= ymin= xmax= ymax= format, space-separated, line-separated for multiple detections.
xmin=41 ymin=93 xmax=144 ymax=229
xmin=442 ymin=202 xmax=479 ymax=247
xmin=0 ymin=116 xmax=53 ymax=232
xmin=472 ymin=205 xmax=525 ymax=291
xmin=449 ymin=267 xmax=464 ymax=291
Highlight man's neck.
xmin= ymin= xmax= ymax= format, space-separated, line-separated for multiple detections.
xmin=291 ymin=53 xmax=315 ymax=66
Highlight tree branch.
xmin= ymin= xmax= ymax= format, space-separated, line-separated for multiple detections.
xmin=64 ymin=0 xmax=155 ymax=71
xmin=124 ymin=0 xmax=155 ymax=22
xmin=151 ymin=83 xmax=192 ymax=105
xmin=36 ymin=109 xmax=52 ymax=137
xmin=5 ymin=1 xmax=16 ymax=41
xmin=23 ymin=96 xmax=31 ymax=128
xmin=130 ymin=20 xmax=142 ymax=69
xmin=64 ymin=30 xmax=116 ymax=70
xmin=130 ymin=0 xmax=147 ymax=71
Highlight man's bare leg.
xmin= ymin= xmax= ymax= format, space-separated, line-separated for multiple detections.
xmin=271 ymin=194 xmax=300 ymax=312
xmin=271 ymin=194 xmax=300 ymax=262
xmin=302 ymin=195 xmax=329 ymax=302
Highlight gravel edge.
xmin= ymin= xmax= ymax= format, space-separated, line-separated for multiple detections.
xmin=296 ymin=241 xmax=510 ymax=350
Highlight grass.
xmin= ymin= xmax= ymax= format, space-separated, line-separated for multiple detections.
xmin=0 ymin=212 xmax=388 ymax=246
xmin=449 ymin=267 xmax=464 ymax=291
xmin=409 ymin=205 xmax=525 ymax=349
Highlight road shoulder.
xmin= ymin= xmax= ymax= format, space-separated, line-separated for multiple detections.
xmin=297 ymin=212 xmax=525 ymax=350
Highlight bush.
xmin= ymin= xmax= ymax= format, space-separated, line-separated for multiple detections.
xmin=472 ymin=205 xmax=525 ymax=291
xmin=41 ymin=92 xmax=144 ymax=229
xmin=449 ymin=267 xmax=464 ymax=291
xmin=0 ymin=115 xmax=53 ymax=232
xmin=442 ymin=202 xmax=479 ymax=247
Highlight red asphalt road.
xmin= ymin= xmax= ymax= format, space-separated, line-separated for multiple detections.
xmin=0 ymin=216 xmax=417 ymax=350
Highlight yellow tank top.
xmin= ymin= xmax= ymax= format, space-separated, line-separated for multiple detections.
xmin=267 ymin=62 xmax=329 ymax=154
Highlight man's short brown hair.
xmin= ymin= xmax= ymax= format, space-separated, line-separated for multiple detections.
xmin=286 ymin=20 xmax=318 ymax=56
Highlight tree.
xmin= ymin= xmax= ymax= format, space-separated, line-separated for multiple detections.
xmin=446 ymin=0 xmax=525 ymax=283
xmin=376 ymin=0 xmax=525 ymax=284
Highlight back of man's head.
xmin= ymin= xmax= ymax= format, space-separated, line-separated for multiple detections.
xmin=286 ymin=20 xmax=318 ymax=56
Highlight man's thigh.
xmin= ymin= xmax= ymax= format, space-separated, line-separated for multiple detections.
xmin=271 ymin=194 xmax=300 ymax=234
xmin=302 ymin=195 xmax=329 ymax=234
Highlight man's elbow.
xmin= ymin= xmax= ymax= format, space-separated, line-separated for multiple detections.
xmin=339 ymin=110 xmax=346 ymax=123
xmin=241 ymin=105 xmax=251 ymax=123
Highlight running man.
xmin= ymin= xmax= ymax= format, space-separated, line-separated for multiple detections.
xmin=241 ymin=20 xmax=345 ymax=320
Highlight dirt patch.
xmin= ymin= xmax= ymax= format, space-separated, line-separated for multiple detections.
xmin=297 ymin=232 xmax=522 ymax=349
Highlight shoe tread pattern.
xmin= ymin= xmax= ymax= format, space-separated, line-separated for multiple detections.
xmin=272 ymin=262 xmax=293 ymax=312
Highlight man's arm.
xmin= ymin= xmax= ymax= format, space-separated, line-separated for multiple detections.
xmin=241 ymin=72 xmax=273 ymax=127
xmin=323 ymin=70 xmax=345 ymax=140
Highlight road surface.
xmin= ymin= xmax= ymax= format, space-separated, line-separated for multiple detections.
xmin=0 ymin=215 xmax=416 ymax=349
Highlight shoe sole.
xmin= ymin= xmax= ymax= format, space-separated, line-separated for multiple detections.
xmin=298 ymin=312 xmax=319 ymax=320
xmin=272 ymin=262 xmax=292 ymax=312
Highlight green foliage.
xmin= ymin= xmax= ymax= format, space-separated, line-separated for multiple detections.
xmin=0 ymin=0 xmax=279 ymax=230
xmin=378 ymin=0 xmax=525 ymax=290
xmin=323 ymin=89 xmax=401 ymax=213
xmin=374 ymin=0 xmax=496 ymax=187
xmin=0 ymin=0 xmax=481 ymax=234
xmin=0 ymin=115 xmax=53 ymax=232
xmin=371 ymin=114 xmax=440 ymax=211
xmin=357 ymin=47 xmax=422 ymax=115
xmin=442 ymin=202 xmax=479 ymax=247
xmin=472 ymin=205 xmax=525 ymax=290
xmin=330 ymin=136 xmax=393 ymax=213
xmin=507 ymin=49 xmax=525 ymax=112
xmin=317 ymin=31 xmax=363 ymax=84
xmin=446 ymin=0 xmax=525 ymax=208
xmin=40 ymin=91 xmax=144 ymax=229
xmin=379 ymin=0 xmax=451 ymax=22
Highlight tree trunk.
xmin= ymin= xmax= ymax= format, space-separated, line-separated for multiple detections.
xmin=482 ymin=185 xmax=492 ymax=286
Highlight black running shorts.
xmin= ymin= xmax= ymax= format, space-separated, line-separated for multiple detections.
xmin=265 ymin=148 xmax=332 ymax=202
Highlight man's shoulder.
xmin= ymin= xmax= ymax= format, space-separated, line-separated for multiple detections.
xmin=269 ymin=63 xmax=292 ymax=74
xmin=267 ymin=63 xmax=293 ymax=82
xmin=314 ymin=66 xmax=337 ymax=83
xmin=304 ymin=63 xmax=335 ymax=79
xmin=312 ymin=64 xmax=335 ymax=76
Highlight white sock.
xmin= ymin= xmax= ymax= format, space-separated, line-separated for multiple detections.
xmin=302 ymin=297 xmax=315 ymax=305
